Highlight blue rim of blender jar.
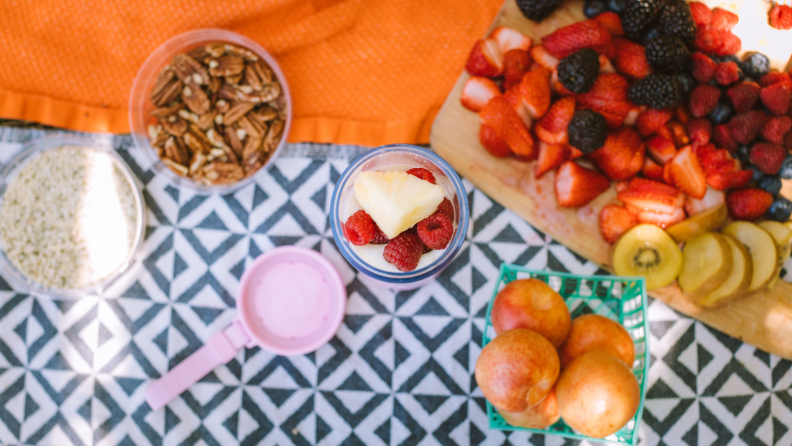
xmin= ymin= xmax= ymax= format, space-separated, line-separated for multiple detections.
xmin=330 ymin=144 xmax=469 ymax=284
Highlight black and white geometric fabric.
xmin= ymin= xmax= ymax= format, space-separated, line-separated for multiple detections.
xmin=0 ymin=128 xmax=790 ymax=446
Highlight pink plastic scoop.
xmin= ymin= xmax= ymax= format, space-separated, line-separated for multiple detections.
xmin=144 ymin=246 xmax=347 ymax=411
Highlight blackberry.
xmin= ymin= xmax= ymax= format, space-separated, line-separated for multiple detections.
xmin=758 ymin=175 xmax=783 ymax=195
xmin=657 ymin=0 xmax=696 ymax=43
xmin=766 ymin=195 xmax=792 ymax=222
xmin=619 ymin=0 xmax=663 ymax=40
xmin=628 ymin=74 xmax=682 ymax=110
xmin=741 ymin=52 xmax=770 ymax=80
xmin=516 ymin=0 xmax=563 ymax=22
xmin=708 ymin=99 xmax=734 ymax=125
xmin=639 ymin=25 xmax=664 ymax=46
xmin=584 ymin=0 xmax=609 ymax=18
xmin=645 ymin=35 xmax=690 ymax=74
xmin=558 ymin=49 xmax=600 ymax=93
xmin=568 ymin=110 xmax=607 ymax=153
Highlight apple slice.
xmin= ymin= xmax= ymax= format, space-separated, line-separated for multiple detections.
xmin=699 ymin=235 xmax=752 ymax=308
xmin=678 ymin=233 xmax=733 ymax=300
xmin=758 ymin=221 xmax=792 ymax=290
xmin=722 ymin=222 xmax=778 ymax=293
xmin=666 ymin=204 xmax=728 ymax=243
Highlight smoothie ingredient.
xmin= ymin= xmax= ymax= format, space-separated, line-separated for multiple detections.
xmin=490 ymin=279 xmax=571 ymax=347
xmin=382 ymin=232 xmax=425 ymax=272
xmin=416 ymin=213 xmax=453 ymax=250
xmin=498 ymin=389 xmax=560 ymax=430
xmin=699 ymin=235 xmax=752 ymax=308
xmin=342 ymin=210 xmax=378 ymax=246
xmin=558 ymin=314 xmax=635 ymax=368
xmin=722 ymin=221 xmax=778 ymax=292
xmin=612 ymin=224 xmax=682 ymax=290
xmin=678 ymin=233 xmax=733 ymax=299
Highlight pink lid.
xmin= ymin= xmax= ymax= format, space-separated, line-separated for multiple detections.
xmin=237 ymin=246 xmax=347 ymax=356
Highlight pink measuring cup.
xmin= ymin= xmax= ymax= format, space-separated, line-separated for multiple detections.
xmin=144 ymin=246 xmax=347 ymax=411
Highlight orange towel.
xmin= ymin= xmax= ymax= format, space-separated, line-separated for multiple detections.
xmin=0 ymin=0 xmax=503 ymax=146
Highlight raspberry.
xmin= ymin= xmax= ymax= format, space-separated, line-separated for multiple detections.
xmin=689 ymin=84 xmax=721 ymax=117
xmin=417 ymin=213 xmax=454 ymax=250
xmin=434 ymin=197 xmax=455 ymax=221
xmin=760 ymin=84 xmax=791 ymax=115
xmin=716 ymin=32 xmax=741 ymax=57
xmin=383 ymin=232 xmax=425 ymax=272
xmin=726 ymin=188 xmax=773 ymax=221
xmin=687 ymin=118 xmax=712 ymax=146
xmin=406 ymin=168 xmax=436 ymax=184
xmin=728 ymin=110 xmax=766 ymax=144
xmin=761 ymin=116 xmax=792 ymax=144
xmin=343 ymin=210 xmax=378 ymax=246
xmin=714 ymin=61 xmax=740 ymax=86
xmin=711 ymin=8 xmax=738 ymax=31
xmin=370 ymin=223 xmax=390 ymax=244
xmin=713 ymin=124 xmax=738 ymax=151
xmin=726 ymin=81 xmax=761 ymax=114
xmin=769 ymin=5 xmax=792 ymax=30
xmin=694 ymin=25 xmax=723 ymax=54
xmin=690 ymin=52 xmax=716 ymax=83
xmin=750 ymin=142 xmax=786 ymax=175
xmin=759 ymin=71 xmax=792 ymax=89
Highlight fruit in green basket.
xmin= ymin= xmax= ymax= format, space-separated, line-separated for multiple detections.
xmin=475 ymin=329 xmax=560 ymax=414
xmin=490 ymin=279 xmax=571 ymax=348
xmin=698 ymin=235 xmax=752 ymax=308
xmin=758 ymin=221 xmax=792 ymax=290
xmin=678 ymin=233 xmax=733 ymax=299
xmin=556 ymin=352 xmax=641 ymax=438
xmin=499 ymin=388 xmax=560 ymax=429
xmin=666 ymin=204 xmax=728 ymax=243
xmin=558 ymin=314 xmax=635 ymax=368
xmin=612 ymin=224 xmax=683 ymax=290
xmin=722 ymin=222 xmax=779 ymax=292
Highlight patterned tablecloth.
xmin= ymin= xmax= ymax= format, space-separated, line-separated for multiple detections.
xmin=0 ymin=128 xmax=791 ymax=446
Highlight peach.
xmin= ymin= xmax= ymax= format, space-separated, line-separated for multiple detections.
xmin=490 ymin=279 xmax=571 ymax=347
xmin=474 ymin=329 xmax=560 ymax=413
xmin=558 ymin=314 xmax=635 ymax=368
xmin=499 ymin=388 xmax=560 ymax=429
xmin=556 ymin=352 xmax=641 ymax=438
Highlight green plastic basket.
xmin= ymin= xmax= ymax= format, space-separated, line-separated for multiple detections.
xmin=482 ymin=264 xmax=650 ymax=445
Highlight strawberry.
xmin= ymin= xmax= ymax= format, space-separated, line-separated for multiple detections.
xmin=656 ymin=123 xmax=674 ymax=143
xmin=694 ymin=26 xmax=723 ymax=54
xmin=466 ymin=39 xmax=504 ymax=77
xmin=705 ymin=159 xmax=739 ymax=176
xmin=599 ymin=54 xmax=616 ymax=74
xmin=685 ymin=187 xmax=725 ymax=216
xmin=749 ymin=142 xmax=786 ymax=174
xmin=636 ymin=109 xmax=673 ymax=137
xmin=687 ymin=118 xmax=712 ymax=147
xmin=577 ymin=73 xmax=632 ymax=128
xmin=589 ymin=127 xmax=645 ymax=181
xmin=676 ymin=105 xmax=691 ymax=125
xmin=663 ymin=160 xmax=674 ymax=184
xmin=726 ymin=188 xmax=773 ymax=220
xmin=491 ymin=27 xmax=532 ymax=53
xmin=618 ymin=178 xmax=684 ymax=215
xmin=667 ymin=145 xmax=707 ymax=199
xmin=635 ymin=207 xmax=686 ymax=228
xmin=715 ymin=62 xmax=740 ymax=86
xmin=646 ymin=134 xmax=677 ymax=164
xmin=594 ymin=12 xmax=624 ymax=36
xmin=759 ymin=71 xmax=792 ymax=89
xmin=623 ymin=106 xmax=644 ymax=127
xmin=769 ymin=5 xmax=792 ymax=30
xmin=479 ymin=124 xmax=512 ymax=158
xmin=503 ymin=87 xmax=533 ymax=127
xmin=593 ymin=43 xmax=616 ymax=60
xmin=689 ymin=84 xmax=721 ymax=117
xmin=536 ymin=143 xmax=571 ymax=177
xmin=517 ymin=66 xmax=552 ymax=119
xmin=713 ymin=124 xmax=738 ymax=151
xmin=542 ymin=20 xmax=611 ymax=59
xmin=699 ymin=148 xmax=733 ymax=171
xmin=530 ymin=45 xmax=559 ymax=71
xmin=711 ymin=8 xmax=738 ymax=31
xmin=554 ymin=161 xmax=610 ymax=208
xmin=729 ymin=110 xmax=767 ymax=144
xmin=599 ymin=204 xmax=637 ymax=243
xmin=760 ymin=83 xmax=791 ymax=115
xmin=690 ymin=52 xmax=717 ymax=84
xmin=689 ymin=2 xmax=712 ymax=27
xmin=694 ymin=142 xmax=717 ymax=158
xmin=708 ymin=169 xmax=752 ymax=190
xmin=479 ymin=96 xmax=536 ymax=158
xmin=668 ymin=120 xmax=690 ymax=148
xmin=642 ymin=157 xmax=665 ymax=182
xmin=503 ymin=49 xmax=532 ymax=83
xmin=717 ymin=32 xmax=742 ymax=56
xmin=726 ymin=81 xmax=761 ymax=114
xmin=536 ymin=96 xmax=576 ymax=144
xmin=761 ymin=115 xmax=792 ymax=144
xmin=569 ymin=146 xmax=584 ymax=159
xmin=461 ymin=76 xmax=501 ymax=112
xmin=612 ymin=38 xmax=651 ymax=80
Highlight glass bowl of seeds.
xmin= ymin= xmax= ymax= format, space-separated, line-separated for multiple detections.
xmin=129 ymin=29 xmax=292 ymax=192
xmin=0 ymin=135 xmax=146 ymax=298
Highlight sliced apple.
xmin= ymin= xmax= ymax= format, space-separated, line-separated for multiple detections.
xmin=666 ymin=204 xmax=728 ymax=243
xmin=678 ymin=233 xmax=732 ymax=300
xmin=699 ymin=235 xmax=752 ymax=308
xmin=758 ymin=221 xmax=792 ymax=290
xmin=722 ymin=222 xmax=778 ymax=293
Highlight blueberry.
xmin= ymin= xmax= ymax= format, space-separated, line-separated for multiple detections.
xmin=741 ymin=52 xmax=770 ymax=80
xmin=721 ymin=55 xmax=740 ymax=64
xmin=780 ymin=154 xmax=792 ymax=180
xmin=676 ymin=73 xmax=695 ymax=95
xmin=758 ymin=175 xmax=783 ymax=195
xmin=736 ymin=145 xmax=751 ymax=165
xmin=607 ymin=0 xmax=627 ymax=13
xmin=766 ymin=195 xmax=792 ymax=222
xmin=749 ymin=164 xmax=765 ymax=182
xmin=584 ymin=0 xmax=609 ymax=18
xmin=640 ymin=27 xmax=663 ymax=47
xmin=709 ymin=100 xmax=734 ymax=125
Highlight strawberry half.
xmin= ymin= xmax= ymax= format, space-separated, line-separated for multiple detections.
xmin=461 ymin=76 xmax=501 ymax=112
xmin=536 ymin=96 xmax=576 ymax=144
xmin=589 ymin=126 xmax=644 ymax=181
xmin=479 ymin=96 xmax=536 ymax=158
xmin=617 ymin=178 xmax=684 ymax=215
xmin=465 ymin=38 xmax=504 ymax=77
xmin=646 ymin=134 xmax=677 ymax=165
xmin=707 ymin=169 xmax=752 ymax=190
xmin=577 ymin=73 xmax=632 ymax=128
xmin=530 ymin=45 xmax=559 ymax=71
xmin=667 ymin=145 xmax=707 ymax=199
xmin=503 ymin=50 xmax=532 ymax=84
xmin=594 ymin=12 xmax=624 ymax=37
xmin=642 ymin=157 xmax=665 ymax=182
xmin=612 ymin=38 xmax=651 ymax=80
xmin=635 ymin=207 xmax=686 ymax=228
xmin=491 ymin=27 xmax=532 ymax=53
xmin=479 ymin=124 xmax=512 ymax=158
xmin=599 ymin=204 xmax=637 ymax=243
xmin=554 ymin=161 xmax=610 ymax=208
xmin=636 ymin=109 xmax=673 ymax=137
xmin=542 ymin=20 xmax=611 ymax=59
xmin=536 ymin=143 xmax=570 ymax=178
xmin=517 ymin=66 xmax=552 ymax=119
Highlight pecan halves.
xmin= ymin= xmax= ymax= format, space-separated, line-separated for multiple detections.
xmin=181 ymin=80 xmax=211 ymax=115
xmin=164 ymin=136 xmax=189 ymax=165
xmin=223 ymin=102 xmax=255 ymax=126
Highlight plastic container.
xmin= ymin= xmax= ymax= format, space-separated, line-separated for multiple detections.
xmin=483 ymin=264 xmax=649 ymax=445
xmin=329 ymin=144 xmax=469 ymax=290
xmin=129 ymin=29 xmax=292 ymax=193
xmin=0 ymin=135 xmax=146 ymax=299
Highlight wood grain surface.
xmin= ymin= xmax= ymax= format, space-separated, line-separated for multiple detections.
xmin=430 ymin=0 xmax=792 ymax=358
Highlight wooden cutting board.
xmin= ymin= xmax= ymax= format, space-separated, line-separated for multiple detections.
xmin=430 ymin=0 xmax=792 ymax=359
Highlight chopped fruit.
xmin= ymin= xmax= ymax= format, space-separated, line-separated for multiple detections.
xmin=479 ymin=124 xmax=512 ymax=158
xmin=434 ymin=198 xmax=455 ymax=221
xmin=694 ymin=142 xmax=716 ymax=158
xmin=687 ymin=118 xmax=711 ymax=146
xmin=598 ymin=54 xmax=616 ymax=73
xmin=530 ymin=45 xmax=560 ymax=71
xmin=722 ymin=221 xmax=778 ymax=292
xmin=663 ymin=160 xmax=674 ymax=184
xmin=466 ymin=39 xmax=504 ymax=77
xmin=759 ymin=72 xmax=792 ymax=89
xmin=689 ymin=2 xmax=711 ymax=27
xmin=728 ymin=110 xmax=766 ymax=144
xmin=624 ymin=106 xmax=643 ymax=127
xmin=726 ymin=188 xmax=773 ymax=221
xmin=668 ymin=204 xmax=727 ymax=242
xmin=406 ymin=168 xmax=436 ymax=184
xmin=589 ymin=126 xmax=645 ymax=181
xmin=461 ymin=77 xmax=501 ymax=112
xmin=612 ymin=38 xmax=651 ymax=80
xmin=554 ymin=161 xmax=610 ymax=208
xmin=594 ymin=12 xmax=624 ymax=36
xmin=667 ymin=145 xmax=707 ymax=199
xmin=769 ymin=5 xmax=792 ymax=30
xmin=383 ymin=232 xmax=425 ymax=272
xmin=577 ymin=73 xmax=632 ymax=127
xmin=646 ymin=135 xmax=676 ymax=164
xmin=642 ymin=157 xmax=665 ymax=182
xmin=517 ymin=66 xmax=552 ymax=119
xmin=370 ymin=223 xmax=390 ymax=245
xmin=593 ymin=42 xmax=616 ymax=60
xmin=690 ymin=52 xmax=716 ymax=83
xmin=693 ymin=26 xmax=723 ymax=54
xmin=749 ymin=143 xmax=786 ymax=175
xmin=536 ymin=143 xmax=571 ymax=177
xmin=635 ymin=206 xmax=686 ymax=228
xmin=343 ymin=210 xmax=378 ymax=246
xmin=726 ymin=81 xmax=761 ymax=114
xmin=699 ymin=235 xmax=751 ymax=308
xmin=678 ymin=233 xmax=733 ymax=299
xmin=760 ymin=84 xmax=791 ymax=115
xmin=711 ymin=8 xmax=738 ymax=31
xmin=758 ymin=221 xmax=792 ymax=289
xmin=491 ymin=27 xmax=533 ymax=53
xmin=542 ymin=20 xmax=611 ymax=59
xmin=612 ymin=224 xmax=683 ymax=290
xmin=618 ymin=178 xmax=683 ymax=214
xmin=714 ymin=62 xmax=740 ymax=86
xmin=599 ymin=204 xmax=637 ymax=243
xmin=480 ymin=96 xmax=536 ymax=158
xmin=707 ymin=169 xmax=752 ymax=190
xmin=676 ymin=105 xmax=691 ymax=125
xmin=689 ymin=85 xmax=720 ymax=117
xmin=699 ymin=149 xmax=732 ymax=173
xmin=685 ymin=185 xmax=725 ymax=216
xmin=568 ymin=109 xmax=607 ymax=153
xmin=503 ymin=50 xmax=532 ymax=84
xmin=713 ymin=124 xmax=738 ymax=151
xmin=569 ymin=146 xmax=584 ymax=159
xmin=668 ymin=120 xmax=689 ymax=147
xmin=636 ymin=109 xmax=673 ymax=137
xmin=761 ymin=116 xmax=792 ymax=144
xmin=558 ymin=49 xmax=600 ymax=94
xmin=353 ymin=170 xmax=444 ymax=239
xmin=716 ymin=32 xmax=741 ymax=56
xmin=416 ymin=213 xmax=454 ymax=250
xmin=536 ymin=97 xmax=576 ymax=144
xmin=503 ymin=88 xmax=533 ymax=127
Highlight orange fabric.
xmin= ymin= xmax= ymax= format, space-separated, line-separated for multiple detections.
xmin=0 ymin=0 xmax=503 ymax=146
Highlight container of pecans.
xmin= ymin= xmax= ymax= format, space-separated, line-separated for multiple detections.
xmin=129 ymin=29 xmax=292 ymax=192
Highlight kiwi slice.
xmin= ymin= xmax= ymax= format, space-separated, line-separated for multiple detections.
xmin=758 ymin=221 xmax=792 ymax=290
xmin=666 ymin=205 xmax=728 ymax=243
xmin=722 ymin=222 xmax=778 ymax=293
xmin=699 ymin=235 xmax=752 ymax=308
xmin=612 ymin=224 xmax=683 ymax=290
xmin=679 ymin=233 xmax=733 ymax=300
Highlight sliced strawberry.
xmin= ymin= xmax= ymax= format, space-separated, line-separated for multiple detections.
xmin=589 ymin=127 xmax=644 ymax=181
xmin=577 ymin=73 xmax=631 ymax=128
xmin=593 ymin=43 xmax=616 ymax=60
xmin=554 ymin=161 xmax=610 ymax=208
xmin=707 ymin=169 xmax=752 ymax=190
xmin=479 ymin=96 xmax=536 ymax=158
xmin=502 ymin=87 xmax=533 ymax=128
xmin=685 ymin=187 xmax=725 ymax=216
xmin=612 ymin=38 xmax=651 ymax=80
xmin=635 ymin=207 xmax=686 ymax=228
xmin=530 ymin=45 xmax=559 ymax=71
xmin=663 ymin=160 xmax=674 ymax=185
xmin=517 ymin=66 xmax=552 ymax=119
xmin=594 ymin=12 xmax=624 ymax=36
xmin=569 ymin=146 xmax=584 ymax=159
xmin=542 ymin=20 xmax=611 ymax=59
xmin=599 ymin=204 xmax=636 ymax=243
xmin=689 ymin=2 xmax=712 ymax=27
xmin=536 ymin=97 xmax=576 ymax=144
xmin=618 ymin=178 xmax=684 ymax=214
xmin=466 ymin=38 xmax=504 ymax=77
xmin=646 ymin=135 xmax=677 ymax=164
xmin=461 ymin=76 xmax=501 ymax=112
xmin=655 ymin=124 xmax=675 ymax=144
xmin=536 ymin=143 xmax=570 ymax=177
xmin=623 ymin=106 xmax=644 ymax=127
xmin=694 ymin=142 xmax=717 ymax=158
xmin=642 ymin=157 xmax=665 ymax=182
xmin=668 ymin=145 xmax=707 ymax=199
xmin=491 ymin=27 xmax=532 ymax=53
xmin=503 ymin=49 xmax=532 ymax=83
xmin=700 ymin=148 xmax=733 ymax=172
xmin=479 ymin=124 xmax=512 ymax=158
xmin=599 ymin=54 xmax=616 ymax=74
xmin=636 ymin=109 xmax=673 ymax=137
xmin=676 ymin=105 xmax=691 ymax=125
xmin=687 ymin=118 xmax=712 ymax=147
xmin=668 ymin=120 xmax=690 ymax=148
